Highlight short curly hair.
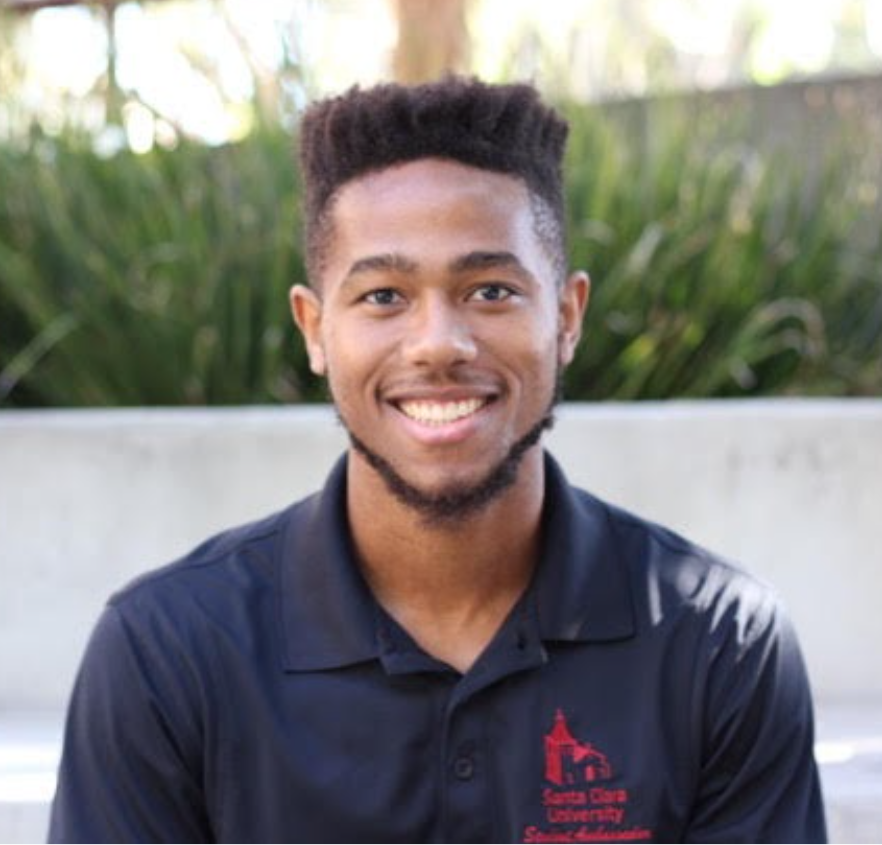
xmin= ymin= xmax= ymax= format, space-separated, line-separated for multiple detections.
xmin=298 ymin=76 xmax=569 ymax=285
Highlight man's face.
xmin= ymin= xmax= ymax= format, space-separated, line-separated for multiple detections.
xmin=292 ymin=158 xmax=588 ymax=519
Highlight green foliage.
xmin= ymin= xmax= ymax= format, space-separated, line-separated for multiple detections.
xmin=1 ymin=129 xmax=318 ymax=406
xmin=563 ymin=103 xmax=882 ymax=399
xmin=1 ymin=107 xmax=880 ymax=407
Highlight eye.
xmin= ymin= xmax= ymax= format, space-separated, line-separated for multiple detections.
xmin=468 ymin=283 xmax=517 ymax=303
xmin=362 ymin=288 xmax=404 ymax=306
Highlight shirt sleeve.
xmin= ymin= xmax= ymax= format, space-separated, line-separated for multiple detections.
xmin=48 ymin=603 xmax=213 ymax=843
xmin=684 ymin=592 xmax=827 ymax=843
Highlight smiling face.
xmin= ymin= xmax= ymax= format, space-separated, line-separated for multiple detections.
xmin=291 ymin=158 xmax=589 ymax=522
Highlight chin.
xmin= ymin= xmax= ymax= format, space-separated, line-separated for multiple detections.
xmin=347 ymin=413 xmax=552 ymax=525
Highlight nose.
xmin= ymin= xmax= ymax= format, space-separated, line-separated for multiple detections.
xmin=401 ymin=296 xmax=477 ymax=368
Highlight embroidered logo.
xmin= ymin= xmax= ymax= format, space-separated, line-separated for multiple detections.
xmin=545 ymin=708 xmax=612 ymax=786
xmin=522 ymin=709 xmax=653 ymax=843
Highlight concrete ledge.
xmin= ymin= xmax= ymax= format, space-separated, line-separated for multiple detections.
xmin=0 ymin=712 xmax=62 ymax=845
xmin=1 ymin=399 xmax=880 ymax=708
xmin=816 ymin=700 xmax=882 ymax=843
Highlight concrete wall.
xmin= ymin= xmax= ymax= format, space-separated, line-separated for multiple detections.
xmin=1 ymin=399 xmax=881 ymax=711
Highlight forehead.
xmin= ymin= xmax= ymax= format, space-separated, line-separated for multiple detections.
xmin=321 ymin=159 xmax=542 ymax=276
xmin=337 ymin=157 xmax=528 ymax=208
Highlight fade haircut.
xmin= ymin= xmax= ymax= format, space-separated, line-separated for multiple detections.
xmin=298 ymin=76 xmax=569 ymax=286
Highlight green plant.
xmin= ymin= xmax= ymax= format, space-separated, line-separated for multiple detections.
xmin=1 ymin=128 xmax=319 ymax=406
xmin=563 ymin=102 xmax=881 ymax=399
xmin=1 ymin=105 xmax=879 ymax=407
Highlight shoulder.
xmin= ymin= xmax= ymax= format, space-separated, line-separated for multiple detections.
xmin=571 ymin=486 xmax=815 ymax=728
xmin=107 ymin=495 xmax=317 ymax=637
xmin=575 ymin=485 xmax=785 ymax=647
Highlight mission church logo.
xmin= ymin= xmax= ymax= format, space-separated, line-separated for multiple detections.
xmin=521 ymin=710 xmax=653 ymax=843
xmin=545 ymin=708 xmax=612 ymax=786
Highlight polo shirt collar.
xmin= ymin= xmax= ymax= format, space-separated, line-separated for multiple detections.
xmin=533 ymin=454 xmax=635 ymax=643
xmin=279 ymin=452 xmax=635 ymax=673
xmin=279 ymin=456 xmax=381 ymax=671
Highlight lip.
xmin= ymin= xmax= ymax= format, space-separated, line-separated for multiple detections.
xmin=383 ymin=383 xmax=499 ymax=403
xmin=384 ymin=389 xmax=499 ymax=446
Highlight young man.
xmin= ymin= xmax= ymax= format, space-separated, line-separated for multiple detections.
xmin=50 ymin=78 xmax=826 ymax=843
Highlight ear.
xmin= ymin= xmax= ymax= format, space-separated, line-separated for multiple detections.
xmin=557 ymin=270 xmax=591 ymax=367
xmin=289 ymin=284 xmax=326 ymax=376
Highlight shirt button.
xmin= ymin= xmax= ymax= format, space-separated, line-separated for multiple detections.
xmin=453 ymin=756 xmax=475 ymax=780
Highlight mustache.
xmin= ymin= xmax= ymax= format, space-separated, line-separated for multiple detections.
xmin=380 ymin=370 xmax=502 ymax=394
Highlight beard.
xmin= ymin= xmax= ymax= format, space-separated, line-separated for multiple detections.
xmin=338 ymin=371 xmax=563 ymax=527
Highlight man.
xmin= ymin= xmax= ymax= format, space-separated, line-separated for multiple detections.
xmin=50 ymin=78 xmax=826 ymax=843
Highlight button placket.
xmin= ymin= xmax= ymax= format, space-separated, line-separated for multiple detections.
xmin=452 ymin=741 xmax=476 ymax=780
xmin=442 ymin=708 xmax=492 ymax=842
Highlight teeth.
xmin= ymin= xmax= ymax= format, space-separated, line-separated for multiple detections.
xmin=398 ymin=398 xmax=486 ymax=425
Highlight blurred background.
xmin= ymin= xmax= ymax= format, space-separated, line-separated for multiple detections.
xmin=1 ymin=0 xmax=881 ymax=408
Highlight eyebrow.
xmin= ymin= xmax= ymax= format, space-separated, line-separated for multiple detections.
xmin=344 ymin=253 xmax=419 ymax=281
xmin=448 ymin=250 xmax=533 ymax=280
xmin=342 ymin=250 xmax=535 ymax=284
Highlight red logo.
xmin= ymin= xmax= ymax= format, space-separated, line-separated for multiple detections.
xmin=522 ymin=710 xmax=653 ymax=843
xmin=545 ymin=709 xmax=612 ymax=786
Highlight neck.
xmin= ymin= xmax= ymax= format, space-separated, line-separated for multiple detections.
xmin=346 ymin=448 xmax=546 ymax=672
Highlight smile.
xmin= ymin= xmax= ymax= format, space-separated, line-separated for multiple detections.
xmin=397 ymin=398 xmax=488 ymax=426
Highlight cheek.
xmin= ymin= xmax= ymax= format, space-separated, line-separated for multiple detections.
xmin=484 ymin=321 xmax=558 ymax=388
xmin=506 ymin=309 xmax=559 ymax=358
xmin=321 ymin=322 xmax=389 ymax=396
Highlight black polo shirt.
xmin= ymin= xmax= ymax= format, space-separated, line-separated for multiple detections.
xmin=49 ymin=454 xmax=826 ymax=843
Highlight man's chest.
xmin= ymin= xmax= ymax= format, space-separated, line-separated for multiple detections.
xmin=206 ymin=646 xmax=698 ymax=843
